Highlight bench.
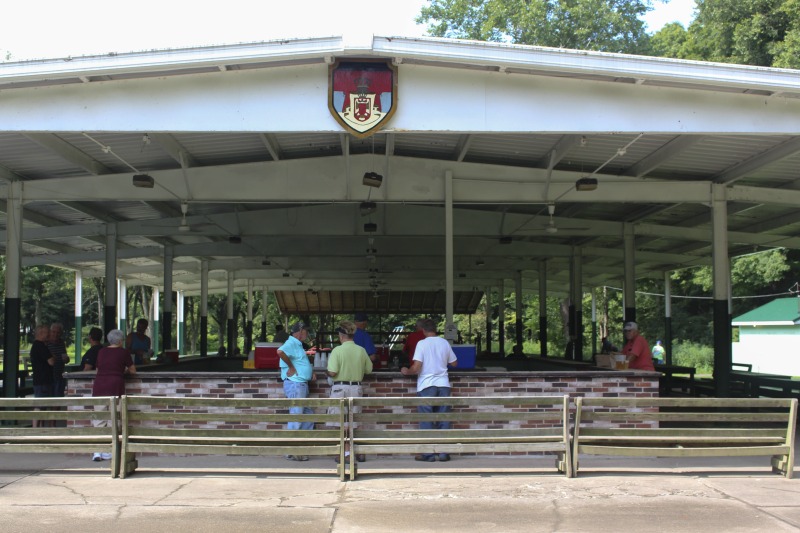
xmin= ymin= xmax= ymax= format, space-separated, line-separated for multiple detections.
xmin=0 ymin=396 xmax=119 ymax=477
xmin=573 ymin=397 xmax=797 ymax=478
xmin=348 ymin=395 xmax=572 ymax=480
xmin=120 ymin=395 xmax=348 ymax=480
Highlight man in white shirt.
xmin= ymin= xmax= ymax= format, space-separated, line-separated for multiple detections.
xmin=401 ymin=318 xmax=458 ymax=462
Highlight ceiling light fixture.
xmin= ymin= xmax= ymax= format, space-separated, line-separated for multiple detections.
xmin=228 ymin=236 xmax=242 ymax=244
xmin=132 ymin=174 xmax=155 ymax=188
xmin=499 ymin=236 xmax=512 ymax=245
xmin=364 ymin=222 xmax=377 ymax=233
xmin=362 ymin=171 xmax=383 ymax=188
xmin=575 ymin=177 xmax=598 ymax=191
xmin=359 ymin=201 xmax=377 ymax=216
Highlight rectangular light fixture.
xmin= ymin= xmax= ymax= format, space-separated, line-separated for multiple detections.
xmin=575 ymin=177 xmax=598 ymax=191
xmin=364 ymin=222 xmax=377 ymax=233
xmin=363 ymin=172 xmax=383 ymax=188
xmin=132 ymin=174 xmax=155 ymax=188
xmin=359 ymin=201 xmax=377 ymax=216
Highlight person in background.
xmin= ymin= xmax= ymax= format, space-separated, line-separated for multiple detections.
xmin=652 ymin=340 xmax=666 ymax=365
xmin=47 ymin=323 xmax=69 ymax=397
xmin=401 ymin=318 xmax=458 ymax=462
xmin=30 ymin=325 xmax=55 ymax=427
xmin=126 ymin=318 xmax=151 ymax=365
xmin=273 ymin=324 xmax=289 ymax=344
xmin=601 ymin=336 xmax=618 ymax=354
xmin=277 ymin=321 xmax=316 ymax=461
xmin=402 ymin=319 xmax=426 ymax=368
xmin=31 ymin=325 xmax=54 ymax=399
xmin=326 ymin=320 xmax=373 ymax=463
xmin=91 ymin=328 xmax=135 ymax=461
xmin=80 ymin=327 xmax=104 ymax=371
xmin=353 ymin=313 xmax=377 ymax=364
xmin=621 ymin=322 xmax=655 ymax=371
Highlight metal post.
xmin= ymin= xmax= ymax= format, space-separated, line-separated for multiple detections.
xmin=515 ymin=270 xmax=523 ymax=355
xmin=3 ymin=181 xmax=22 ymax=398
xmin=162 ymin=247 xmax=173 ymax=352
xmin=152 ymin=288 xmax=160 ymax=357
xmin=539 ymin=261 xmax=548 ymax=357
xmin=104 ymin=224 xmax=117 ymax=338
xmin=712 ymin=184 xmax=731 ymax=396
xmin=498 ymin=279 xmax=505 ymax=356
xmin=177 ymin=290 xmax=185 ymax=356
xmin=444 ymin=170 xmax=456 ymax=342
xmin=118 ymin=278 xmax=127 ymax=337
xmin=74 ymin=272 xmax=83 ymax=355
xmin=664 ymin=271 xmax=673 ymax=366
xmin=623 ymin=223 xmax=636 ymax=323
xmin=227 ymin=271 xmax=235 ymax=356
xmin=200 ymin=260 xmax=208 ymax=357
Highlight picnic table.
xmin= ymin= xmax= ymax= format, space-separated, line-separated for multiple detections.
xmin=654 ymin=364 xmax=696 ymax=396
xmin=731 ymin=370 xmax=800 ymax=399
xmin=0 ymin=370 xmax=31 ymax=397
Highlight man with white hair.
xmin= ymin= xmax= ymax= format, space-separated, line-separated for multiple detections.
xmin=620 ymin=322 xmax=654 ymax=371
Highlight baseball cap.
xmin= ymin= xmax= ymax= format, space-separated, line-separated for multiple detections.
xmin=354 ymin=312 xmax=368 ymax=322
xmin=623 ymin=321 xmax=638 ymax=331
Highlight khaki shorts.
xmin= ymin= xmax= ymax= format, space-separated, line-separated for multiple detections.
xmin=326 ymin=383 xmax=363 ymax=426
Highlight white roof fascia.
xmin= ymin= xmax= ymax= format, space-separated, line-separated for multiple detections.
xmin=732 ymin=321 xmax=797 ymax=326
xmin=1 ymin=34 xmax=799 ymax=95
xmin=0 ymin=36 xmax=345 ymax=84
xmin=373 ymin=36 xmax=800 ymax=95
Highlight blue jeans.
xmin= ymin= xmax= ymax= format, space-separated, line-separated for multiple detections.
xmin=417 ymin=386 xmax=451 ymax=431
xmin=283 ymin=379 xmax=314 ymax=430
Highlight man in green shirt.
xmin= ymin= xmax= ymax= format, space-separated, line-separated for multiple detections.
xmin=326 ymin=320 xmax=373 ymax=463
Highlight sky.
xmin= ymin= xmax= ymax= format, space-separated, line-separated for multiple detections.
xmin=2 ymin=0 xmax=696 ymax=62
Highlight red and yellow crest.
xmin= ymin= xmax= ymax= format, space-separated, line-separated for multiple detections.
xmin=329 ymin=60 xmax=397 ymax=138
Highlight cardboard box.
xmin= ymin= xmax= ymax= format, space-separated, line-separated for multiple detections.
xmin=255 ymin=342 xmax=281 ymax=369
xmin=452 ymin=344 xmax=476 ymax=369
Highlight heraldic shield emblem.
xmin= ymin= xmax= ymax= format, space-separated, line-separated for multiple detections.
xmin=329 ymin=60 xmax=397 ymax=138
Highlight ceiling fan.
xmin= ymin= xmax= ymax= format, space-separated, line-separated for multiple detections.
xmin=527 ymin=204 xmax=592 ymax=235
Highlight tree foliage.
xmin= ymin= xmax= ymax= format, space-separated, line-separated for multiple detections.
xmin=650 ymin=0 xmax=800 ymax=68
xmin=417 ymin=0 xmax=655 ymax=54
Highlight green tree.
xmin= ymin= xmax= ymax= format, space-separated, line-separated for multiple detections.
xmin=417 ymin=0 xmax=655 ymax=54
xmin=651 ymin=0 xmax=800 ymax=68
xmin=649 ymin=22 xmax=699 ymax=59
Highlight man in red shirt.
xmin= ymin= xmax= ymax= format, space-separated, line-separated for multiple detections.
xmin=621 ymin=322 xmax=654 ymax=371
xmin=402 ymin=319 xmax=426 ymax=367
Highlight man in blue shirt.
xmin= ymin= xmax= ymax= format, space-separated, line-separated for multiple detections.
xmin=353 ymin=312 xmax=377 ymax=364
xmin=277 ymin=321 xmax=316 ymax=461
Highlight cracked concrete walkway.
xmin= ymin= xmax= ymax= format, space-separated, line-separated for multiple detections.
xmin=1 ymin=452 xmax=798 ymax=532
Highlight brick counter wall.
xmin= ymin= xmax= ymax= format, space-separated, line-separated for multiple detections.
xmin=67 ymin=370 xmax=658 ymax=432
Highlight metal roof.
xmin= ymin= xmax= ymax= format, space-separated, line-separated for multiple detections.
xmin=732 ymin=297 xmax=800 ymax=325
xmin=1 ymin=36 xmax=800 ymax=312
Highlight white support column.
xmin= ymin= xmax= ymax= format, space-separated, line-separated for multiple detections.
xmin=152 ymin=287 xmax=160 ymax=356
xmin=484 ymin=285 xmax=492 ymax=354
xmin=712 ymin=183 xmax=731 ymax=395
xmin=538 ymin=261 xmax=548 ymax=357
xmin=118 ymin=278 xmax=127 ymax=335
xmin=591 ymin=287 xmax=597 ymax=355
xmin=74 ymin=271 xmax=83 ymax=355
xmin=623 ymin=223 xmax=636 ymax=323
xmin=104 ymin=224 xmax=117 ymax=337
xmin=246 ymin=279 xmax=254 ymax=354
xmin=514 ymin=270 xmax=523 ymax=355
xmin=177 ymin=290 xmax=185 ymax=355
xmin=261 ymin=287 xmax=269 ymax=342
xmin=664 ymin=270 xmax=672 ymax=365
xmin=444 ymin=170 xmax=456 ymax=342
xmin=3 ymin=181 xmax=22 ymax=397
xmin=162 ymin=247 xmax=174 ymax=351
xmin=200 ymin=259 xmax=209 ymax=356
xmin=226 ymin=270 xmax=235 ymax=355
xmin=498 ymin=279 xmax=505 ymax=355
xmin=572 ymin=247 xmax=583 ymax=360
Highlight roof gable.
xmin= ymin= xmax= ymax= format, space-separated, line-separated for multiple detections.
xmin=732 ymin=297 xmax=800 ymax=325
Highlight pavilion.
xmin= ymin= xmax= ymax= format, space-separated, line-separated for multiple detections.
xmin=2 ymin=35 xmax=800 ymax=396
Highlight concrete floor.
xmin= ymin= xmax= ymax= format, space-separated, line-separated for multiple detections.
xmin=1 ymin=452 xmax=798 ymax=533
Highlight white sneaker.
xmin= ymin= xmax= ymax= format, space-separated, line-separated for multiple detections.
xmin=100 ymin=453 xmax=112 ymax=460
xmin=92 ymin=453 xmax=103 ymax=462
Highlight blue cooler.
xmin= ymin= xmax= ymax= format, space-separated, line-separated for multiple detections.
xmin=451 ymin=344 xmax=477 ymax=369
